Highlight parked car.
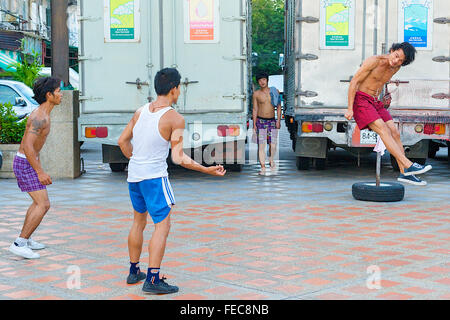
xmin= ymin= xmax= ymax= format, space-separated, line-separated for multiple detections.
xmin=0 ymin=80 xmax=39 ymax=119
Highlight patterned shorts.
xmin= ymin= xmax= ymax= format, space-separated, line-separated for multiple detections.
xmin=13 ymin=156 xmax=46 ymax=193
xmin=256 ymin=118 xmax=278 ymax=144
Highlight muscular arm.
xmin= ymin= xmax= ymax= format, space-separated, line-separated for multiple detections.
xmin=170 ymin=115 xmax=208 ymax=173
xmin=170 ymin=114 xmax=225 ymax=176
xmin=346 ymin=57 xmax=379 ymax=118
xmin=118 ymin=109 xmax=141 ymax=159
xmin=252 ymin=93 xmax=258 ymax=129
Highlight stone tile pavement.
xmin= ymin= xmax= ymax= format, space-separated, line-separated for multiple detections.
xmin=0 ymin=130 xmax=449 ymax=300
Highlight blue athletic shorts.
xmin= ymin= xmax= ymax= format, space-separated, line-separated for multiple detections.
xmin=128 ymin=177 xmax=176 ymax=224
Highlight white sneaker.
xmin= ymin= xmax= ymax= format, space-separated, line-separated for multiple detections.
xmin=9 ymin=243 xmax=40 ymax=259
xmin=27 ymin=239 xmax=46 ymax=250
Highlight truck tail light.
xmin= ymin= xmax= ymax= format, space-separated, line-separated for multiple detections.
xmin=302 ymin=122 xmax=323 ymax=133
xmin=435 ymin=124 xmax=445 ymax=135
xmin=217 ymin=125 xmax=240 ymax=137
xmin=424 ymin=123 xmax=445 ymax=135
xmin=85 ymin=127 xmax=108 ymax=138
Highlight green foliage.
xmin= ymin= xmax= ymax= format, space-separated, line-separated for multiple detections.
xmin=252 ymin=0 xmax=284 ymax=78
xmin=0 ymin=39 xmax=44 ymax=88
xmin=0 ymin=103 xmax=27 ymax=144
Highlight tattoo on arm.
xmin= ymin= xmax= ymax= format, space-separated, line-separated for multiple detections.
xmin=30 ymin=118 xmax=47 ymax=135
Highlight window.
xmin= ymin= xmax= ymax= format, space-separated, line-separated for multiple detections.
xmin=0 ymin=85 xmax=21 ymax=105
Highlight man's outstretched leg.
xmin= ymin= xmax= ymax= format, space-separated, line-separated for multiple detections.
xmin=9 ymin=189 xmax=50 ymax=259
xmin=369 ymin=119 xmax=431 ymax=184
xmin=143 ymin=210 xmax=179 ymax=294
xmin=127 ymin=210 xmax=148 ymax=284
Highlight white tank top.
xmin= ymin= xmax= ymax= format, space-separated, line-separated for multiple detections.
xmin=127 ymin=104 xmax=173 ymax=183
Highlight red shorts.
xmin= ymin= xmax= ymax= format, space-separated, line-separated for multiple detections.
xmin=353 ymin=91 xmax=393 ymax=130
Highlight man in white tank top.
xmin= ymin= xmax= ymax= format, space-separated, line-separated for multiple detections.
xmin=118 ymin=68 xmax=226 ymax=294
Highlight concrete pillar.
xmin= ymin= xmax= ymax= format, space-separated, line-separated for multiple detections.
xmin=40 ymin=90 xmax=81 ymax=179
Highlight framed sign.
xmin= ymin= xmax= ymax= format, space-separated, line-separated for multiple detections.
xmin=184 ymin=0 xmax=220 ymax=43
xmin=398 ymin=0 xmax=433 ymax=50
xmin=320 ymin=0 xmax=355 ymax=50
xmin=104 ymin=0 xmax=140 ymax=42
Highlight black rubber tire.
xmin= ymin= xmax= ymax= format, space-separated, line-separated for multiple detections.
xmin=296 ymin=156 xmax=310 ymax=170
xmin=448 ymin=141 xmax=450 ymax=164
xmin=428 ymin=141 xmax=439 ymax=159
xmin=109 ymin=163 xmax=127 ymax=172
xmin=352 ymin=182 xmax=405 ymax=202
xmin=314 ymin=158 xmax=326 ymax=170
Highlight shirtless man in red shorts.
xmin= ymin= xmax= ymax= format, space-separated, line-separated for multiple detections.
xmin=345 ymin=42 xmax=431 ymax=186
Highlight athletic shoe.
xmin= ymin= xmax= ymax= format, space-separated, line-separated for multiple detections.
xmin=126 ymin=271 xmax=146 ymax=284
xmin=398 ymin=174 xmax=427 ymax=186
xmin=9 ymin=243 xmax=40 ymax=259
xmin=27 ymin=239 xmax=46 ymax=250
xmin=142 ymin=277 xmax=179 ymax=294
xmin=404 ymin=163 xmax=432 ymax=176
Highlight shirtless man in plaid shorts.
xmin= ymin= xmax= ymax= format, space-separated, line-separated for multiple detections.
xmin=252 ymin=72 xmax=282 ymax=175
xmin=9 ymin=77 xmax=62 ymax=259
xmin=345 ymin=42 xmax=431 ymax=185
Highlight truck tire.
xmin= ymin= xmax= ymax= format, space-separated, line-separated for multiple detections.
xmin=314 ymin=158 xmax=326 ymax=170
xmin=448 ymin=141 xmax=450 ymax=164
xmin=296 ymin=157 xmax=310 ymax=170
xmin=352 ymin=182 xmax=405 ymax=202
xmin=109 ymin=163 xmax=127 ymax=172
xmin=428 ymin=141 xmax=439 ymax=158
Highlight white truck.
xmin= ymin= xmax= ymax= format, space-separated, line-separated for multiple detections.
xmin=78 ymin=0 xmax=251 ymax=171
xmin=284 ymin=0 xmax=449 ymax=170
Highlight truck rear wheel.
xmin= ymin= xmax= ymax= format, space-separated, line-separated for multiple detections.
xmin=428 ymin=141 xmax=440 ymax=158
xmin=352 ymin=182 xmax=405 ymax=202
xmin=296 ymin=157 xmax=310 ymax=170
xmin=109 ymin=163 xmax=127 ymax=172
xmin=314 ymin=158 xmax=326 ymax=170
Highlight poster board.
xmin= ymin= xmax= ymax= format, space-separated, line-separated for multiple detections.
xmin=184 ymin=0 xmax=220 ymax=43
xmin=104 ymin=0 xmax=140 ymax=43
xmin=320 ymin=0 xmax=355 ymax=50
xmin=398 ymin=0 xmax=433 ymax=50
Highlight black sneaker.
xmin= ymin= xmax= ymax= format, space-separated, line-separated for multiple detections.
xmin=142 ymin=277 xmax=179 ymax=294
xmin=126 ymin=271 xmax=146 ymax=284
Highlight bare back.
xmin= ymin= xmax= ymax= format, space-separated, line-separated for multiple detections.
xmin=253 ymin=88 xmax=275 ymax=118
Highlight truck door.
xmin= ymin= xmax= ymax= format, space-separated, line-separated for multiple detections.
xmin=79 ymin=0 xmax=151 ymax=114
xmin=158 ymin=0 xmax=248 ymax=114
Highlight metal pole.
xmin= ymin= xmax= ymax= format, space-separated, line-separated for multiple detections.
xmin=376 ymin=152 xmax=381 ymax=187
xmin=373 ymin=0 xmax=378 ymax=56
xmin=362 ymin=0 xmax=367 ymax=63
xmin=51 ymin=0 xmax=69 ymax=86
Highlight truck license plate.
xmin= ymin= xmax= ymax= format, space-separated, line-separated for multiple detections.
xmin=360 ymin=129 xmax=378 ymax=145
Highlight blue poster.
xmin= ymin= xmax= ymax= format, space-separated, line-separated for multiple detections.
xmin=404 ymin=4 xmax=428 ymax=47
xmin=398 ymin=0 xmax=433 ymax=50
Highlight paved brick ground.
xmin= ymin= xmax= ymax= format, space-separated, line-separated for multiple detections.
xmin=0 ymin=125 xmax=449 ymax=300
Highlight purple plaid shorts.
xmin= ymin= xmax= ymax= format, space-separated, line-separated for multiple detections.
xmin=256 ymin=117 xmax=278 ymax=144
xmin=13 ymin=155 xmax=46 ymax=193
